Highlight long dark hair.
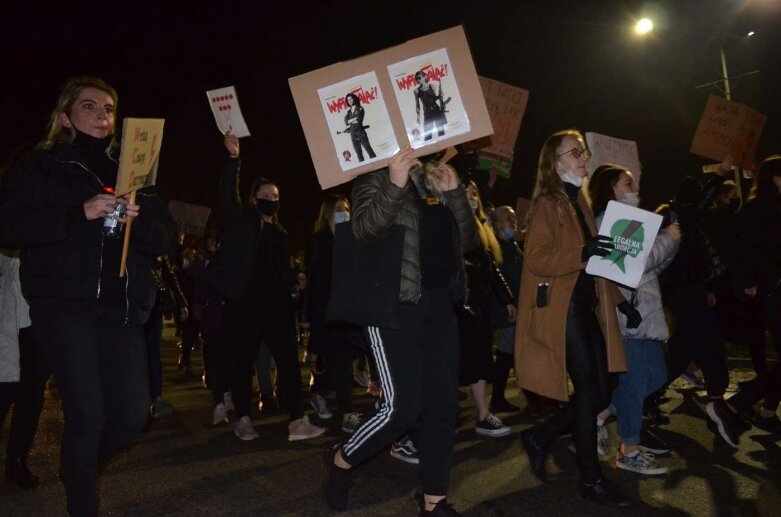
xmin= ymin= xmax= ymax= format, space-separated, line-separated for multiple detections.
xmin=749 ymin=155 xmax=781 ymax=207
xmin=314 ymin=194 xmax=349 ymax=233
xmin=588 ymin=164 xmax=626 ymax=217
xmin=249 ymin=176 xmax=281 ymax=227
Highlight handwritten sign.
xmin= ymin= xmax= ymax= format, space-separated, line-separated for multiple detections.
xmin=586 ymin=201 xmax=663 ymax=289
xmin=206 ymin=86 xmax=251 ymax=138
xmin=585 ymin=132 xmax=642 ymax=187
xmin=168 ymin=200 xmax=211 ymax=238
xmin=477 ymin=76 xmax=528 ymax=161
xmin=690 ymin=95 xmax=766 ymax=170
xmin=115 ymin=118 xmax=164 ymax=197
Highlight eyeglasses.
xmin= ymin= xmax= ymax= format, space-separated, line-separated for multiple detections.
xmin=555 ymin=147 xmax=591 ymax=160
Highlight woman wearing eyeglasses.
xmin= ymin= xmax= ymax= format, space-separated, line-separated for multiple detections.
xmin=515 ymin=130 xmax=639 ymax=507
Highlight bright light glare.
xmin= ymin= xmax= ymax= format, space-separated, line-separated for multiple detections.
xmin=746 ymin=30 xmax=756 ymax=37
xmin=635 ymin=18 xmax=654 ymax=35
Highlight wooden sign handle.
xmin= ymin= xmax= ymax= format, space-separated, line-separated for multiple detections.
xmin=119 ymin=190 xmax=137 ymax=278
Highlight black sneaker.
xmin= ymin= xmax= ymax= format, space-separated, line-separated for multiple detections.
xmin=475 ymin=413 xmax=511 ymax=437
xmin=753 ymin=412 xmax=781 ymax=433
xmin=579 ymin=477 xmax=632 ymax=508
xmin=637 ymin=429 xmax=670 ymax=455
xmin=323 ymin=444 xmax=350 ymax=511
xmin=706 ymin=400 xmax=740 ymax=447
xmin=390 ymin=436 xmax=419 ymax=465
xmin=415 ymin=490 xmax=462 ymax=516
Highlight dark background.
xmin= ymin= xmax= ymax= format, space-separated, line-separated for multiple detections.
xmin=1 ymin=0 xmax=779 ymax=253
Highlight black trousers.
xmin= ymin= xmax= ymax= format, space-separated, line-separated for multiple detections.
xmin=534 ymin=299 xmax=610 ymax=484
xmin=0 ymin=327 xmax=49 ymax=461
xmin=225 ymin=300 xmax=303 ymax=421
xmin=666 ymin=286 xmax=729 ymax=398
xmin=729 ymin=362 xmax=781 ymax=412
xmin=311 ymin=325 xmax=360 ymax=414
xmin=341 ymin=288 xmax=460 ymax=495
xmin=350 ymin=131 xmax=376 ymax=162
xmin=30 ymin=299 xmax=149 ymax=517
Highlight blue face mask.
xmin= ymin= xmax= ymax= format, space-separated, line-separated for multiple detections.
xmin=333 ymin=211 xmax=350 ymax=225
xmin=499 ymin=227 xmax=516 ymax=240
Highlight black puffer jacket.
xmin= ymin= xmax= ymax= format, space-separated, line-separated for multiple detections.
xmin=351 ymin=166 xmax=477 ymax=304
xmin=0 ymin=143 xmax=174 ymax=326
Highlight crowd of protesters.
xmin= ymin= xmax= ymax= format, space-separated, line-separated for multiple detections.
xmin=0 ymin=76 xmax=779 ymax=516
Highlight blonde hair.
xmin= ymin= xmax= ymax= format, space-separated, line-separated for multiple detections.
xmin=467 ymin=181 xmax=503 ymax=264
xmin=528 ymin=129 xmax=587 ymax=225
xmin=38 ymin=76 xmax=119 ymax=150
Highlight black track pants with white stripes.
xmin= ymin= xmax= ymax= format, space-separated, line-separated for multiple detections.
xmin=340 ymin=288 xmax=460 ymax=495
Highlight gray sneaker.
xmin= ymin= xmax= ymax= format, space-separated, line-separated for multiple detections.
xmin=341 ymin=412 xmax=363 ymax=434
xmin=616 ymin=450 xmax=668 ymax=475
xmin=597 ymin=424 xmax=609 ymax=456
xmin=310 ymin=395 xmax=333 ymax=420
xmin=390 ymin=436 xmax=419 ymax=465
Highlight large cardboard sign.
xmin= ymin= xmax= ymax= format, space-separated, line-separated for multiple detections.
xmin=586 ymin=201 xmax=663 ymax=289
xmin=317 ymin=71 xmax=399 ymax=172
xmin=585 ymin=132 xmax=642 ymax=187
xmin=168 ymin=200 xmax=211 ymax=238
xmin=115 ymin=118 xmax=164 ymax=197
xmin=477 ymin=76 xmax=529 ymax=161
xmin=206 ymin=86 xmax=251 ymax=138
xmin=289 ymin=26 xmax=493 ymax=190
xmin=690 ymin=95 xmax=766 ymax=170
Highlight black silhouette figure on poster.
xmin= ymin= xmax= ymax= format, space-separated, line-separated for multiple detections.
xmin=414 ymin=71 xmax=450 ymax=141
xmin=340 ymin=93 xmax=376 ymax=162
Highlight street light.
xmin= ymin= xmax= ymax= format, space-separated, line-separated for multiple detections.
xmin=634 ymin=18 xmax=654 ymax=35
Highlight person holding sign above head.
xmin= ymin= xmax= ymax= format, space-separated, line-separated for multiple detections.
xmin=203 ymin=133 xmax=326 ymax=442
xmin=516 ymin=130 xmax=640 ymax=508
xmin=0 ymin=76 xmax=174 ymax=516
xmin=322 ymin=147 xmax=476 ymax=516
xmin=588 ymin=164 xmax=681 ymax=476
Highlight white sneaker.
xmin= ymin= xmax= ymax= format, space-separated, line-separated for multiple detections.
xmin=616 ymin=450 xmax=668 ymax=475
xmin=288 ymin=415 xmax=326 ymax=442
xmin=597 ymin=423 xmax=609 ymax=456
xmin=212 ymin=402 xmax=229 ymax=426
xmin=234 ymin=416 xmax=259 ymax=441
xmin=223 ymin=391 xmax=235 ymax=411
xmin=310 ymin=395 xmax=333 ymax=420
xmin=475 ymin=413 xmax=511 ymax=438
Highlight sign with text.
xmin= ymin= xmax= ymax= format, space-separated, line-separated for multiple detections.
xmin=585 ymin=132 xmax=642 ymax=187
xmin=206 ymin=86 xmax=251 ymax=138
xmin=690 ymin=95 xmax=766 ymax=170
xmin=168 ymin=200 xmax=211 ymax=238
xmin=115 ymin=118 xmax=164 ymax=197
xmin=586 ymin=201 xmax=663 ymax=289
xmin=477 ymin=76 xmax=528 ymax=160
xmin=289 ymin=26 xmax=493 ymax=190
xmin=477 ymin=151 xmax=513 ymax=180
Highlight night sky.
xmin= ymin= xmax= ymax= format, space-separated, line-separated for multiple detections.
xmin=2 ymin=0 xmax=779 ymax=252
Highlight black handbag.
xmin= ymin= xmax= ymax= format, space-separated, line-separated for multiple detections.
xmin=325 ymin=221 xmax=405 ymax=329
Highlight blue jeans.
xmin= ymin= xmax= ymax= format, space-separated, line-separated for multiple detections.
xmin=610 ymin=339 xmax=667 ymax=446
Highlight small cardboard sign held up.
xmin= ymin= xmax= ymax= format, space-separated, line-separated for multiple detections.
xmin=168 ymin=200 xmax=211 ymax=238
xmin=206 ymin=86 xmax=251 ymax=138
xmin=585 ymin=132 xmax=642 ymax=187
xmin=586 ymin=201 xmax=663 ymax=289
xmin=115 ymin=118 xmax=164 ymax=197
xmin=690 ymin=95 xmax=766 ymax=170
xmin=289 ymin=26 xmax=493 ymax=190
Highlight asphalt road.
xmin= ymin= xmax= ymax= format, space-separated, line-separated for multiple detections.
xmin=2 ymin=325 xmax=779 ymax=516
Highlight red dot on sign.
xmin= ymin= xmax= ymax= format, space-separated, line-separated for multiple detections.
xmin=219 ymin=106 xmax=224 ymax=111
xmin=227 ymin=105 xmax=232 ymax=110
xmin=229 ymin=94 xmax=234 ymax=99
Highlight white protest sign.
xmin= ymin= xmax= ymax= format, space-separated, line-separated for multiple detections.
xmin=586 ymin=201 xmax=663 ymax=289
xmin=585 ymin=132 xmax=642 ymax=187
xmin=206 ymin=86 xmax=251 ymax=138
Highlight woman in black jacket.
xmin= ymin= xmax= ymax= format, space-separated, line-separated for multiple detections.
xmin=0 ymin=76 xmax=173 ymax=516
xmin=460 ymin=182 xmax=516 ymax=438
xmin=204 ymin=133 xmax=325 ymax=442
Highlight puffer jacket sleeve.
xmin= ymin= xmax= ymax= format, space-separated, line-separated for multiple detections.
xmin=443 ymin=185 xmax=477 ymax=253
xmin=351 ymin=170 xmax=408 ymax=244
xmin=644 ymin=231 xmax=679 ymax=277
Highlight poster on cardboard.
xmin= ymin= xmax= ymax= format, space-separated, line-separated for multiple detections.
xmin=317 ymin=72 xmax=399 ymax=172
xmin=690 ymin=95 xmax=766 ymax=170
xmin=206 ymin=86 xmax=251 ymax=138
xmin=477 ymin=76 xmax=528 ymax=160
xmin=168 ymin=200 xmax=211 ymax=238
xmin=585 ymin=201 xmax=663 ymax=289
xmin=387 ymin=48 xmax=469 ymax=148
xmin=585 ymin=132 xmax=643 ymax=187
xmin=115 ymin=118 xmax=164 ymax=197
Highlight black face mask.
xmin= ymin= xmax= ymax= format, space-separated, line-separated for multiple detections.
xmin=73 ymin=128 xmax=113 ymax=151
xmin=256 ymin=198 xmax=280 ymax=216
